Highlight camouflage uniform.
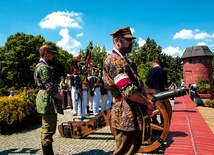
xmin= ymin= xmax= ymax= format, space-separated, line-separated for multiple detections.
xmin=103 ymin=50 xmax=144 ymax=130
xmin=103 ymin=49 xmax=144 ymax=154
xmin=34 ymin=59 xmax=63 ymax=146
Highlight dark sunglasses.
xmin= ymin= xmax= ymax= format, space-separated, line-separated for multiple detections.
xmin=47 ymin=51 xmax=54 ymax=56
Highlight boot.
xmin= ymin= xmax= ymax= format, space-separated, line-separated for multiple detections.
xmin=42 ymin=143 xmax=54 ymax=155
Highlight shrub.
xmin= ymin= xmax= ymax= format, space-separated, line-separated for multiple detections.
xmin=0 ymin=92 xmax=37 ymax=125
xmin=205 ymin=100 xmax=214 ymax=107
xmin=196 ymin=78 xmax=210 ymax=93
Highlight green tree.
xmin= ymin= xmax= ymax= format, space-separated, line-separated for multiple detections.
xmin=136 ymin=37 xmax=162 ymax=64
xmin=79 ymin=42 xmax=107 ymax=70
xmin=92 ymin=45 xmax=107 ymax=69
xmin=0 ymin=33 xmax=74 ymax=91
xmin=165 ymin=56 xmax=183 ymax=85
xmin=128 ymin=37 xmax=182 ymax=86
xmin=1 ymin=33 xmax=45 ymax=90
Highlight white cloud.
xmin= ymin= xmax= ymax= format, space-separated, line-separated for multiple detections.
xmin=173 ymin=29 xmax=194 ymax=39
xmin=195 ymin=32 xmax=210 ymax=40
xmin=56 ymin=28 xmax=81 ymax=56
xmin=130 ymin=27 xmax=135 ymax=34
xmin=197 ymin=42 xmax=207 ymax=46
xmin=210 ymin=44 xmax=214 ymax=47
xmin=76 ymin=33 xmax=83 ymax=37
xmin=173 ymin=29 xmax=214 ymax=40
xmin=138 ymin=37 xmax=146 ymax=47
xmin=173 ymin=29 xmax=214 ymax=53
xmin=107 ymin=50 xmax=112 ymax=55
xmin=39 ymin=11 xmax=82 ymax=29
xmin=162 ymin=46 xmax=184 ymax=57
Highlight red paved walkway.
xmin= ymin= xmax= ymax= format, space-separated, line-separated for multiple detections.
xmin=165 ymin=94 xmax=214 ymax=155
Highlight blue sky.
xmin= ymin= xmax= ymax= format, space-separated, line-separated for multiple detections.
xmin=0 ymin=0 xmax=214 ymax=57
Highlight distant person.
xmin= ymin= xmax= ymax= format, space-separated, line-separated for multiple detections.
xmin=169 ymin=82 xmax=177 ymax=90
xmin=146 ymin=59 xmax=167 ymax=92
xmin=70 ymin=67 xmax=82 ymax=116
xmin=8 ymin=91 xmax=13 ymax=97
xmin=89 ymin=69 xmax=101 ymax=116
xmin=59 ymin=76 xmax=68 ymax=109
xmin=66 ymin=74 xmax=73 ymax=108
xmin=34 ymin=44 xmax=64 ymax=155
xmin=168 ymin=82 xmax=177 ymax=100
xmin=24 ymin=86 xmax=29 ymax=97
xmin=180 ymin=79 xmax=186 ymax=88
xmin=100 ymin=79 xmax=108 ymax=112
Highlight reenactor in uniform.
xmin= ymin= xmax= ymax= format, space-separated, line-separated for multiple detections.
xmin=100 ymin=79 xmax=108 ymax=112
xmin=103 ymin=27 xmax=154 ymax=154
xmin=66 ymin=74 xmax=73 ymax=108
xmin=89 ymin=69 xmax=101 ymax=116
xmin=79 ymin=67 xmax=89 ymax=119
xmin=34 ymin=45 xmax=64 ymax=155
xmin=87 ymin=72 xmax=93 ymax=113
xmin=70 ymin=67 xmax=82 ymax=116
xmin=59 ymin=76 xmax=68 ymax=109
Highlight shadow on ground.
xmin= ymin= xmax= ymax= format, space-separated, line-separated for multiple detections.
xmin=72 ymin=149 xmax=113 ymax=155
xmin=165 ymin=131 xmax=188 ymax=148
xmin=0 ymin=148 xmax=40 ymax=155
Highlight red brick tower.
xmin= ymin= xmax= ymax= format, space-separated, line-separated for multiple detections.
xmin=181 ymin=46 xmax=214 ymax=96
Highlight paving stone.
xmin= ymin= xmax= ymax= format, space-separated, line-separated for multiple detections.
xmin=2 ymin=99 xmax=213 ymax=155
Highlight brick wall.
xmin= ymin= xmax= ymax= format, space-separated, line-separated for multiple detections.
xmin=183 ymin=57 xmax=213 ymax=96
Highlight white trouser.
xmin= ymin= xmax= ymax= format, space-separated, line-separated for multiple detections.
xmin=77 ymin=90 xmax=88 ymax=118
xmin=106 ymin=90 xmax=112 ymax=109
xmin=100 ymin=94 xmax=108 ymax=112
xmin=93 ymin=87 xmax=101 ymax=115
xmin=87 ymin=89 xmax=90 ymax=107
xmin=88 ymin=91 xmax=93 ymax=111
xmin=71 ymin=86 xmax=77 ymax=114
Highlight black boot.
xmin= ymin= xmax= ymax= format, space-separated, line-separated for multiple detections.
xmin=42 ymin=143 xmax=54 ymax=155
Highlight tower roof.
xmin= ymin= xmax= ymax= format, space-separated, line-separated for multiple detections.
xmin=181 ymin=46 xmax=214 ymax=59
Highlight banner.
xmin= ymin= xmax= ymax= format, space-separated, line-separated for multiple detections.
xmin=85 ymin=51 xmax=92 ymax=68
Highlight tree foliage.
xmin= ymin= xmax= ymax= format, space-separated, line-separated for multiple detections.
xmin=79 ymin=42 xmax=107 ymax=69
xmin=0 ymin=32 xmax=185 ymax=93
xmin=0 ymin=33 xmax=73 ymax=91
xmin=127 ymin=37 xmax=183 ymax=86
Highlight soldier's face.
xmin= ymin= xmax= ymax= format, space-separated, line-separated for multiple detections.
xmin=45 ymin=51 xmax=54 ymax=62
xmin=74 ymin=69 xmax=79 ymax=75
xmin=118 ymin=37 xmax=133 ymax=54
